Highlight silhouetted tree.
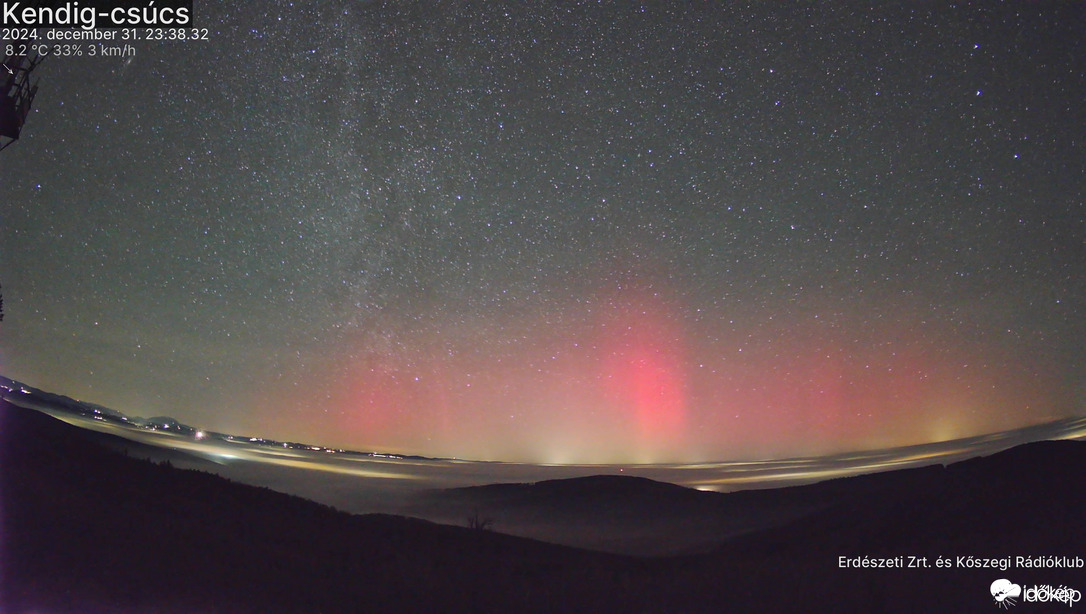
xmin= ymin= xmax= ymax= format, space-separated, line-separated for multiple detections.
xmin=0 ymin=281 xmax=4 ymax=322
xmin=466 ymin=509 xmax=494 ymax=531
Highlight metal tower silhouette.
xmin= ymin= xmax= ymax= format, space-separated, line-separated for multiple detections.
xmin=1 ymin=40 xmax=45 ymax=152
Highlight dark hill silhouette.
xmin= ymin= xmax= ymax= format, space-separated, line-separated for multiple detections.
xmin=723 ymin=439 xmax=1086 ymax=558
xmin=408 ymin=473 xmax=826 ymax=555
xmin=3 ymin=399 xmax=1084 ymax=613
xmin=691 ymin=439 xmax=1086 ymax=611
xmin=413 ymin=440 xmax=1086 ymax=565
xmin=0 ymin=400 xmax=636 ymax=614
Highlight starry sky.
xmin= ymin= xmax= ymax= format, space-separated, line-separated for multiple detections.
xmin=1 ymin=1 xmax=1083 ymax=463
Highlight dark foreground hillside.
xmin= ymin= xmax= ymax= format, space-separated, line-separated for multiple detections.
xmin=0 ymin=400 xmax=638 ymax=614
xmin=2 ymin=399 xmax=1084 ymax=613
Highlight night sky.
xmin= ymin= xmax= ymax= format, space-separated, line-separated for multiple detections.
xmin=1 ymin=1 xmax=1083 ymax=463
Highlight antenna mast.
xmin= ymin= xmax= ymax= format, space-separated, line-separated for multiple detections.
xmin=1 ymin=11 xmax=46 ymax=153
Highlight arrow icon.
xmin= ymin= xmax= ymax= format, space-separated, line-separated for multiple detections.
xmin=3 ymin=65 xmax=11 ymax=75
